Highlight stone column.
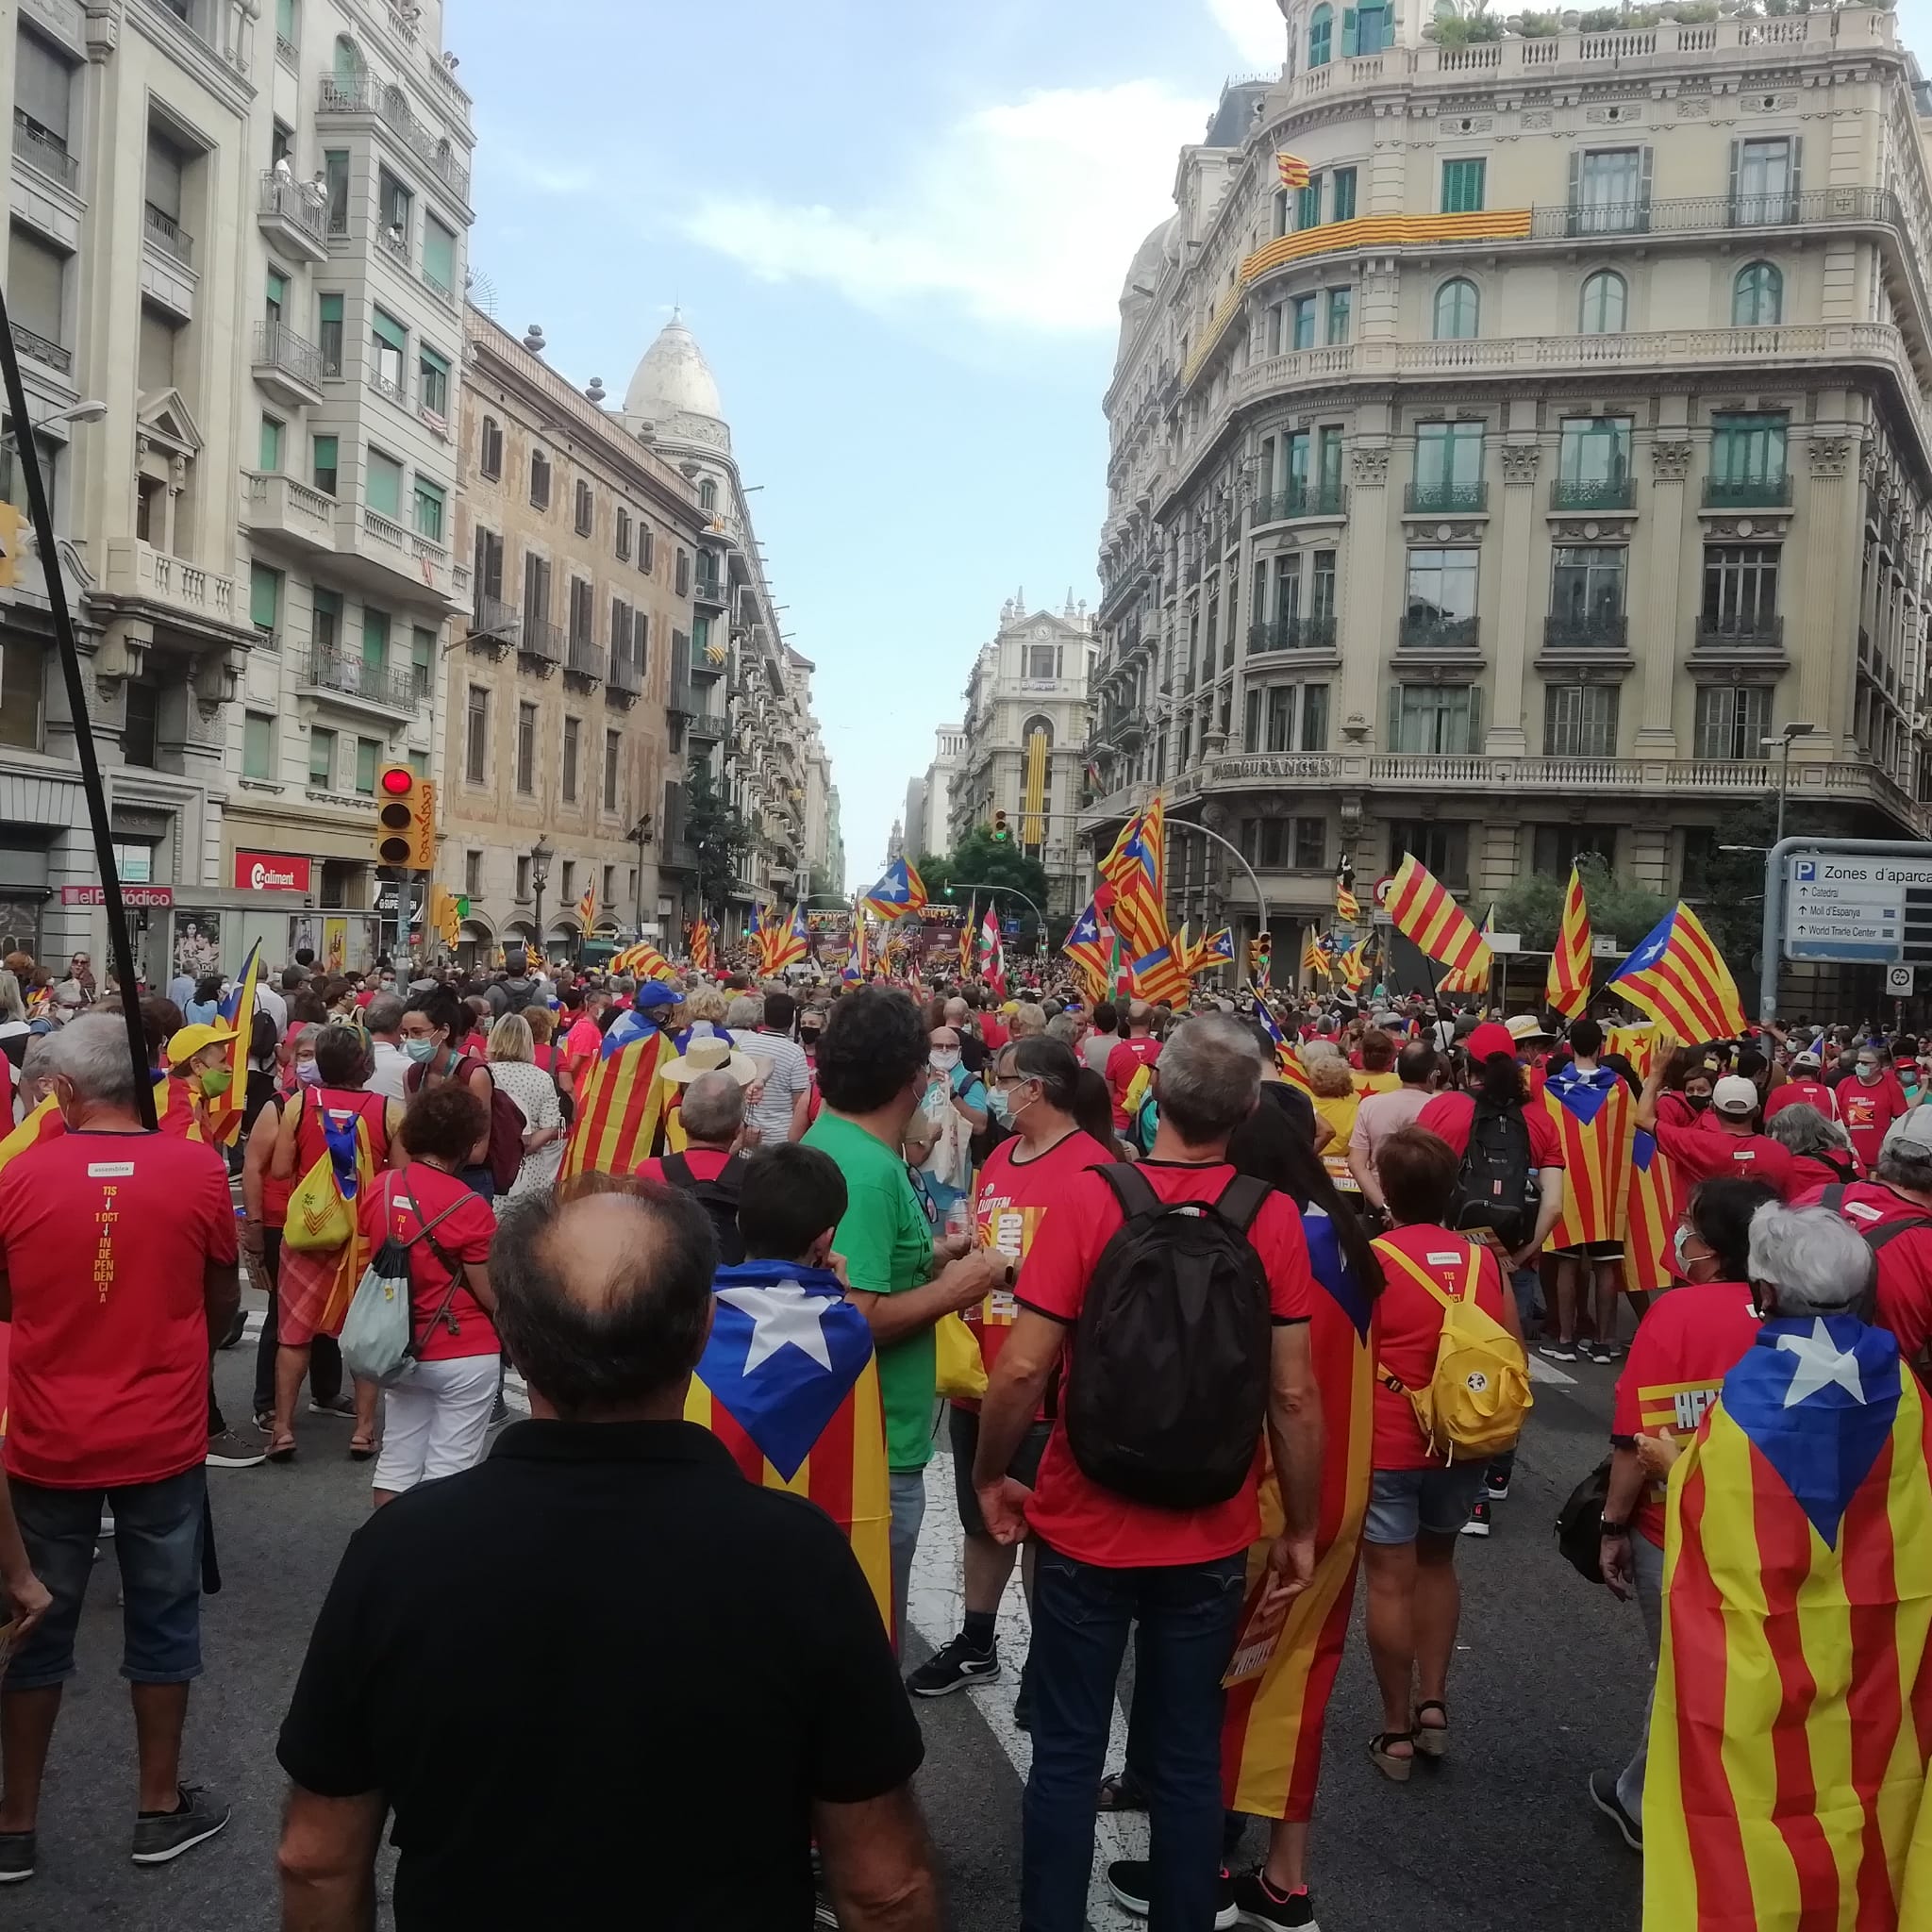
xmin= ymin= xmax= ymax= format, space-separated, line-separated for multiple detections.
xmin=1634 ymin=437 xmax=1693 ymax=756
xmin=1793 ymin=428 xmax=1858 ymax=754
xmin=1343 ymin=441 xmax=1391 ymax=746
xmin=1485 ymin=441 xmax=1541 ymax=757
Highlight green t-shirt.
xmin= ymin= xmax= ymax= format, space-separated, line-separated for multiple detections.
xmin=803 ymin=1109 xmax=936 ymax=1472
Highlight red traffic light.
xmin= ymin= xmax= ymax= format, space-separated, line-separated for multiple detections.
xmin=379 ymin=767 xmax=414 ymax=796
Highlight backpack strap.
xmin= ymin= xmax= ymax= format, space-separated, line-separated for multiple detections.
xmin=1863 ymin=1215 xmax=1932 ymax=1255
xmin=661 ymin=1150 xmax=693 ymax=1188
xmin=1091 ymin=1161 xmax=1162 ymax=1224
xmin=1371 ymin=1233 xmax=1468 ymax=1312
xmin=1821 ymin=1182 xmax=1847 ymax=1213
xmin=1212 ymin=1173 xmax=1272 ymax=1237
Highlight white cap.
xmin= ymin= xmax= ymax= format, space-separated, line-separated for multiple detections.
xmin=1711 ymin=1074 xmax=1758 ymax=1116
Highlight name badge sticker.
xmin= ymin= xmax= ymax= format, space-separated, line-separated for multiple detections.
xmin=88 ymin=1162 xmax=136 ymax=1178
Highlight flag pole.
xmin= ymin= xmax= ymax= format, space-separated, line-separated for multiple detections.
xmin=0 ymin=287 xmax=155 ymax=1127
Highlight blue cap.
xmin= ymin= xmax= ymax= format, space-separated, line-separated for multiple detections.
xmin=633 ymin=980 xmax=681 ymax=1010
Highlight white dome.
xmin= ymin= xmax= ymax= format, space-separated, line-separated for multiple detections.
xmin=624 ymin=315 xmax=723 ymax=424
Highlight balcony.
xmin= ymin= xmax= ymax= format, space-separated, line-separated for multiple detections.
xmin=10 ymin=322 xmax=71 ymax=377
xmin=257 ymin=170 xmax=329 ymax=262
xmin=368 ymin=367 xmax=408 ymax=410
xmin=143 ymin=202 xmax=192 ymax=266
xmin=276 ymin=29 xmax=297 ymax=71
xmin=1703 ymin=475 xmax=1792 ymax=510
xmin=1542 ymin=611 xmax=1629 ymax=653
xmin=1695 ymin=613 xmax=1786 ymax=653
xmin=330 ymin=505 xmax=463 ymax=611
xmin=316 ymin=77 xmax=473 ymax=207
xmin=518 ymin=615 xmax=562 ymax=675
xmin=467 ymin=594 xmax=519 ymax=655
xmin=12 ymin=113 xmax=76 ymax=192
xmin=252 ymin=319 xmax=325 ymax=408
xmin=241 ymin=471 xmax=338 ymax=558
xmin=692 ymin=574 xmax=726 ymax=608
xmin=564 ymin=634 xmax=605 ymax=684
xmin=98 ymin=541 xmax=242 ymax=640
xmin=669 ymin=681 xmax=699 ymax=718
xmin=301 ymin=645 xmax=420 ymax=715
xmin=607 ymin=650 xmax=642 ymax=707
xmin=1403 ymin=480 xmax=1488 ymax=516
xmin=1399 ymin=613 xmax=1479 ymax=652
xmin=1248 ymin=615 xmax=1339 ymax=655
xmin=1550 ymin=475 xmax=1635 ymax=512
xmin=688 ymin=702 xmax=725 ymax=743
xmin=1254 ymin=482 xmax=1346 ymax=524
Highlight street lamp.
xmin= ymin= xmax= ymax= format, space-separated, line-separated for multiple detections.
xmin=1762 ymin=722 xmax=1818 ymax=847
xmin=530 ymin=836 xmax=554 ymax=955
xmin=948 ymin=880 xmax=1047 ymax=941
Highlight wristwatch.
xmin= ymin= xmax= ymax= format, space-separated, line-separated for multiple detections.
xmin=1600 ymin=1517 xmax=1630 ymax=1537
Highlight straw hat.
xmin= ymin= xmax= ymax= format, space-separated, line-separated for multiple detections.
xmin=658 ymin=1033 xmax=759 ymax=1087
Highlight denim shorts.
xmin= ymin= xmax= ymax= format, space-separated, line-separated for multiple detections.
xmin=6 ymin=1467 xmax=207 ymax=1690
xmin=1363 ymin=1464 xmax=1487 ymax=1544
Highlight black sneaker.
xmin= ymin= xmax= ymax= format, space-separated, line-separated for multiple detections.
xmin=0 ymin=1830 xmax=34 ymax=1885
xmin=1539 ymin=1340 xmax=1578 ymax=1363
xmin=204 ymin=1430 xmax=266 ymax=1470
xmin=1460 ymin=1494 xmax=1492 ymax=1538
xmin=1231 ymin=1871 xmax=1321 ymax=1929
xmin=130 ymin=1785 xmax=229 ymax=1866
xmin=1588 ymin=1769 xmax=1642 ymax=1851
xmin=1106 ymin=1859 xmax=1238 ymax=1929
xmin=1485 ymin=1474 xmax=1510 ymax=1502
xmin=904 ymin=1634 xmax=999 ymax=1697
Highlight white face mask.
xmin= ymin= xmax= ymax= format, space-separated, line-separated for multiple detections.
xmin=930 ymin=1046 xmax=961 ymax=1072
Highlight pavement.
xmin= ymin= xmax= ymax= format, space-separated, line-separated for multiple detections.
xmin=9 ymin=1307 xmax=1650 ymax=1931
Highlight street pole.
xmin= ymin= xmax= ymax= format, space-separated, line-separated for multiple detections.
xmin=1159 ymin=817 xmax=1272 ymax=951
xmin=949 ymin=880 xmax=1046 ymax=940
xmin=1777 ymin=732 xmax=1791 ymax=848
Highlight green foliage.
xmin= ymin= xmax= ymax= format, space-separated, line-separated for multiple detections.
xmin=1493 ymin=855 xmax=1670 ymax=962
xmin=685 ymin=766 xmax=756 ymax=923
xmin=1514 ymin=10 xmax=1566 ymax=32
xmin=1430 ymin=11 xmax=1507 ymax=40
xmin=923 ymin=829 xmax=1053 ymax=939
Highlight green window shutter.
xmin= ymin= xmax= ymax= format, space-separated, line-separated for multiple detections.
xmin=266 ymin=269 xmax=289 ymax=310
xmin=420 ymin=344 xmax=451 ymax=382
xmin=366 ymin=450 xmax=402 ymax=518
xmin=1387 ymin=683 xmax=1402 ymax=752
xmin=1341 ymin=7 xmax=1357 ymax=56
xmin=318 ymin=292 xmax=343 ymax=327
xmin=412 ymin=625 xmax=434 ymax=674
xmin=258 ymin=415 xmax=283 ymax=473
xmin=371 ymin=308 xmax=408 ymax=352
xmin=1727 ymin=138 xmax=1740 ymax=216
xmin=1332 ymin=168 xmax=1357 ymax=222
xmin=1638 ymin=146 xmax=1654 ymax=216
xmin=355 ymin=737 xmax=378 ymax=796
xmin=1467 ymin=683 xmax=1485 ymax=752
xmin=249 ymin=563 xmax=279 ymax=630
xmin=362 ymin=608 xmax=390 ymax=666
xmin=243 ymin=710 xmax=274 ymax=780
xmin=423 ymin=221 xmax=456 ymax=291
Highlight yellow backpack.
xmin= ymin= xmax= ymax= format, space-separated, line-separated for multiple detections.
xmin=1373 ymin=1238 xmax=1533 ymax=1462
xmin=281 ymin=1092 xmax=359 ymax=1253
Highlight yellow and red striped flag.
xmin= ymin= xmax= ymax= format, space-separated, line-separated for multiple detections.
xmin=1541 ymin=1061 xmax=1633 ymax=1250
xmin=558 ymin=1010 xmax=669 ymax=1182
xmin=1387 ymin=855 xmax=1491 ymax=984
xmin=1335 ymin=933 xmax=1373 ymax=991
xmin=1335 ymin=874 xmax=1359 ymax=925
xmin=687 ymin=921 xmax=712 ymax=971
xmin=958 ymin=894 xmax=977 ymax=978
xmin=610 ymin=941 xmax=678 ymax=984
xmin=1251 ymin=991 xmax=1314 ymax=1096
xmin=1622 ymin=1124 xmax=1680 ymax=1296
xmin=1130 ymin=940 xmax=1191 ymax=1007
xmin=576 ymin=885 xmax=598 ymax=932
xmin=1607 ymin=903 xmax=1746 ymax=1044
xmin=0 ymin=1095 xmax=62 ymax=1177
xmin=1300 ymin=934 xmax=1325 ymax=981
xmin=1439 ymin=905 xmax=1495 ymax=998
xmin=1644 ymin=1317 xmax=1932 ymax=1931
xmin=1099 ymin=795 xmax=1169 ymax=959
xmin=1544 ymin=864 xmax=1593 ymax=1022
xmin=1276 ymin=152 xmax=1311 ymax=191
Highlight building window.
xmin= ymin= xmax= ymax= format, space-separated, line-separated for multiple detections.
xmin=1533 ymin=824 xmax=1616 ymax=875
xmin=313 ymin=588 xmax=341 ymax=654
xmin=1263 ymin=685 xmax=1295 ymax=752
xmin=411 ymin=625 xmax=434 ymax=699
xmin=697 ymin=477 xmax=717 ymax=514
xmin=465 ymin=685 xmax=488 ymax=783
xmin=463 ymin=849 xmax=482 ymax=898
xmin=259 ymin=413 xmax=284 ymax=473
xmin=1544 ymin=683 xmax=1619 ymax=757
xmin=377 ymin=165 xmax=411 ymax=253
xmin=1325 ymin=287 xmax=1351 ymax=343
xmin=1291 ymin=294 xmax=1317 ymax=350
xmin=361 ymin=608 xmax=390 ymax=675
xmin=370 ymin=308 xmax=408 ymax=400
xmin=610 ymin=598 xmax=632 ymax=666
xmin=1574 ymin=147 xmax=1646 ymax=232
xmin=354 ymin=735 xmax=380 ymax=796
xmin=675 ymin=549 xmax=691 ymax=597
xmin=1579 ymin=269 xmax=1626 ymax=335
xmin=1732 ymin=135 xmax=1798 ymax=225
xmin=604 ymin=728 xmax=621 ymax=811
xmin=559 ymin=861 xmax=576 ymax=908
xmin=575 ymin=478 xmax=594 ymax=537
xmin=1388 ymin=820 xmax=1469 ymax=888
xmin=8 ymin=226 xmax=66 ymax=367
xmin=1311 ymin=550 xmax=1338 ymax=622
xmin=1301 ymin=683 xmax=1330 ymax=750
xmin=1732 ymin=260 xmax=1782 ymax=326
xmin=615 ymin=507 xmax=631 ymax=561
xmin=560 ymin=714 xmax=581 ymax=801
xmin=479 ymin=416 xmax=503 ymax=480
xmin=516 ymin=701 xmax=537 ymax=794
xmin=1391 ymin=683 xmax=1480 ymax=754
xmin=316 ymin=291 xmax=344 ymax=375
xmin=1551 ymin=545 xmax=1627 ymax=624
xmin=523 ymin=551 xmax=552 ymax=625
xmin=15 ymin=27 xmax=76 ymax=185
xmin=1556 ymin=416 xmax=1631 ymax=506
xmin=308 ymin=724 xmax=336 ymax=789
xmin=1709 ymin=412 xmax=1788 ymax=505
xmin=1694 ymin=684 xmax=1772 ymax=760
xmin=1273 ymin=188 xmax=1290 ymax=239
xmin=366 ymin=447 xmax=403 ymax=521
xmin=640 ymin=525 xmax=655 ymax=574
xmin=530 ymin=449 xmax=551 ymax=510
xmin=1025 ymin=641 xmax=1060 ymax=679
xmin=418 ymin=345 xmax=451 ymax=421
xmin=1331 ymin=167 xmax=1357 ymax=221
xmin=311 ymin=433 xmax=338 ymax=495
xmin=568 ymin=576 xmax=593 ymax=642
xmin=1441 ymin=158 xmax=1486 ymax=214
xmin=474 ymin=528 xmax=504 ymax=601
xmin=242 ymin=710 xmax=275 ymax=781
xmin=1432 ymin=277 xmax=1479 ymax=341
xmin=413 ymin=478 xmax=445 ymax=542
xmin=1296 ymin=177 xmax=1321 ymax=231
xmin=1241 ymin=819 xmax=1288 ymax=868
xmin=1293 ymin=816 xmax=1326 ymax=870
xmin=1308 ymin=3 xmax=1332 ymax=66
xmin=515 ymin=854 xmax=531 ymax=901
xmin=250 ymin=562 xmax=281 ymax=641
xmin=323 ymin=150 xmax=349 ymax=235
xmin=1701 ymin=544 xmax=1781 ymax=634
xmin=423 ymin=217 xmax=457 ymax=297
xmin=1412 ymin=421 xmax=1484 ymax=511
xmin=634 ymin=611 xmax=650 ymax=671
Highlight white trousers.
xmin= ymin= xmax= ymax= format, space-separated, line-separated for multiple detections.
xmin=374 ymin=1353 xmax=501 ymax=1495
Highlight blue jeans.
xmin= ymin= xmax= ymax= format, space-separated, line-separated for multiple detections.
xmin=1023 ymin=1545 xmax=1245 ymax=1931
xmin=888 ymin=1468 xmax=926 ymax=1645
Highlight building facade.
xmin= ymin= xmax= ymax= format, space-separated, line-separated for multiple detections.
xmin=907 ymin=722 xmax=965 ymax=863
xmin=440 ymin=307 xmax=704 ymax=965
xmin=954 ymin=595 xmax=1094 ymax=912
xmin=1087 ymin=4 xmax=1932 ymax=993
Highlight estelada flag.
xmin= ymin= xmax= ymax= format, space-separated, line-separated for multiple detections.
xmin=1541 ymin=1060 xmax=1634 ymax=1248
xmin=558 ymin=1008 xmax=668 ymax=1182
xmin=1609 ymin=903 xmax=1747 ymax=1045
xmin=1624 ymin=1124 xmax=1682 ymax=1296
xmin=1250 ymin=990 xmax=1314 ymax=1097
xmin=1544 ymin=864 xmax=1593 ymax=1022
xmin=1335 ymin=875 xmax=1359 ymax=925
xmin=1387 ymin=854 xmax=1491 ymax=983
xmin=1222 ymin=1201 xmax=1373 ymax=1821
xmin=1130 ymin=941 xmax=1191 ymax=1007
xmin=202 ymin=941 xmax=262 ymax=1148
xmin=0 ymin=1095 xmax=61 ymax=1176
xmin=860 ymin=858 xmax=927 ymax=924
xmin=1062 ymin=897 xmax=1112 ymax=985
xmin=683 ymin=1260 xmax=891 ymax=1632
xmin=610 ymin=941 xmax=678 ymax=984
xmin=1644 ymin=1315 xmax=1932 ymax=1931
xmin=1100 ymin=797 xmax=1169 ymax=959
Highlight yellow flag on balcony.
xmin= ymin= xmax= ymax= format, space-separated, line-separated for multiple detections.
xmin=1276 ymin=152 xmax=1311 ymax=191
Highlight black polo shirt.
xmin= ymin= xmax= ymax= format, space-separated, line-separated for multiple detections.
xmin=278 ymin=1420 xmax=923 ymax=1929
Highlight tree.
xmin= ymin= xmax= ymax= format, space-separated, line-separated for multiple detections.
xmin=924 ymin=830 xmax=1053 ymax=945
xmin=685 ymin=766 xmax=756 ymax=923
xmin=1493 ymin=854 xmax=1669 ymax=961
xmin=1681 ymin=798 xmax=1836 ymax=985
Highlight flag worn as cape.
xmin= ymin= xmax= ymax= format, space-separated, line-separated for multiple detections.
xmin=1541 ymin=1059 xmax=1634 ymax=1248
xmin=558 ymin=1009 xmax=669 ymax=1182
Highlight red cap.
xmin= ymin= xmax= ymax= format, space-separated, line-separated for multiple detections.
xmin=1466 ymin=1021 xmax=1517 ymax=1064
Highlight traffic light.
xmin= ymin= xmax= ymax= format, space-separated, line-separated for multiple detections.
xmin=991 ymin=809 xmax=1010 ymax=843
xmin=375 ymin=765 xmax=437 ymax=868
xmin=1249 ymin=933 xmax=1274 ymax=985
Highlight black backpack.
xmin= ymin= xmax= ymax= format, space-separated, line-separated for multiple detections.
xmin=1064 ymin=1165 xmax=1273 ymax=1509
xmin=662 ymin=1150 xmax=747 ymax=1266
xmin=1454 ymin=1094 xmax=1538 ymax=1250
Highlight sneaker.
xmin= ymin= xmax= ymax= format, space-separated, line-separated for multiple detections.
xmin=306 ymin=1394 xmax=357 ymax=1419
xmin=1588 ymin=1769 xmax=1642 ymax=1851
xmin=1539 ymin=1340 xmax=1578 ymax=1363
xmin=1485 ymin=1474 xmax=1510 ymax=1502
xmin=1591 ymin=1341 xmax=1624 ymax=1365
xmin=0 ymin=1831 xmax=34 ymax=1885
xmin=1106 ymin=1859 xmax=1238 ymax=1929
xmin=1231 ymin=1871 xmax=1321 ymax=1929
xmin=130 ymin=1785 xmax=229 ymax=1866
xmin=204 ymin=1430 xmax=266 ymax=1470
xmin=905 ymin=1633 xmax=999 ymax=1697
xmin=1460 ymin=1495 xmax=1492 ymax=1538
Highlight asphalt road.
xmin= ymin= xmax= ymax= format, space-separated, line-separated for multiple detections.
xmin=11 ymin=1307 xmax=1649 ymax=1931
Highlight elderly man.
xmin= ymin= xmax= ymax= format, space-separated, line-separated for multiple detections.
xmin=638 ymin=1065 xmax=757 ymax=1264
xmin=360 ymin=993 xmax=409 ymax=1103
xmin=1008 ymin=1003 xmax=1047 ymax=1042
xmin=1643 ymin=1204 xmax=1932 ymax=1931
xmin=0 ymin=1015 xmax=241 ymax=1882
xmin=276 ymin=1185 xmax=936 ymax=1930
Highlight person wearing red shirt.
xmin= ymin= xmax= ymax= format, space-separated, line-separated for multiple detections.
xmin=358 ymin=1085 xmax=501 ymax=1507
xmin=1591 ymin=1174 xmax=1773 ymax=1849
xmin=906 ymin=1038 xmax=1114 ymax=1705
xmin=1103 ymin=1001 xmax=1164 ymax=1129
xmin=556 ymin=986 xmax=610 ymax=1096
xmin=972 ymin=1016 xmax=1323 ymax=1932
xmin=1638 ymin=1065 xmax=1799 ymax=1200
xmin=1836 ymin=1043 xmax=1913 ymax=1172
xmin=1361 ymin=1126 xmax=1523 ymax=1782
xmin=0 ymin=1012 xmax=242 ymax=1876
xmin=1762 ymin=1049 xmax=1840 ymax=1125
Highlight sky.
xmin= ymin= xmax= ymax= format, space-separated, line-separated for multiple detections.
xmin=447 ymin=0 xmax=1295 ymax=891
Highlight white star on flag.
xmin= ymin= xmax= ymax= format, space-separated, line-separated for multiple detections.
xmin=1776 ymin=1318 xmax=1866 ymax=1409
xmin=716 ymin=1282 xmax=840 ymax=1374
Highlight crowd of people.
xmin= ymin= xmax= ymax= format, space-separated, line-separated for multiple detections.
xmin=1 ymin=935 xmax=1931 ymax=1928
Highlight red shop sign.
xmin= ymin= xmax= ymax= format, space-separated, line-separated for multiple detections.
xmin=233 ymin=850 xmax=312 ymax=893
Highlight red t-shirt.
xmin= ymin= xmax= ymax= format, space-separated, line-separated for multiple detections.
xmin=1415 ymin=1090 xmax=1564 ymax=1169
xmin=1837 ymin=1074 xmax=1912 ymax=1171
xmin=0 ymin=1129 xmax=237 ymax=1488
xmin=1794 ymin=1178 xmax=1932 ymax=1369
xmin=560 ymin=1015 xmax=604 ymax=1080
xmin=1104 ymin=1037 xmax=1163 ymax=1128
xmin=635 ymin=1146 xmax=734 ymax=1186
xmin=1610 ymin=1278 xmax=1760 ymax=1546
xmin=964 ymin=1129 xmax=1115 ymax=1412
xmin=358 ymin=1165 xmax=498 ymax=1362
xmin=1016 ymin=1159 xmax=1313 ymax=1568
xmin=1763 ymin=1078 xmax=1840 ymax=1124
xmin=1369 ymin=1225 xmax=1509 ymax=1471
xmin=1654 ymin=1118 xmax=1798 ymax=1198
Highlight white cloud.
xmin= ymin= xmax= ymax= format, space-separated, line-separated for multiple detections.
xmin=683 ymin=81 xmax=1206 ymax=334
xmin=1208 ymin=0 xmax=1289 ymax=69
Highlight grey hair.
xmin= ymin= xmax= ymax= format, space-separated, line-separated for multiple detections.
xmin=724 ymin=994 xmax=764 ymax=1030
xmin=363 ymin=992 xmax=405 ymax=1036
xmin=680 ymin=1068 xmax=746 ymax=1141
xmin=1046 ymin=1012 xmax=1083 ymax=1048
xmin=1009 ymin=1003 xmax=1047 ymax=1039
xmin=41 ymin=1011 xmax=141 ymax=1108
xmin=0 ymin=970 xmax=24 ymax=1024
xmin=1155 ymin=1014 xmax=1264 ymax=1141
xmin=1763 ymin=1102 xmax=1854 ymax=1163
xmin=1877 ymin=1133 xmax=1932 ymax=1194
xmin=1747 ymin=1203 xmax=1875 ymax=1316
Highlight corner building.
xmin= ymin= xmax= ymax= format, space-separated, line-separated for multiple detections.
xmin=1087 ymin=3 xmax=1932 ymax=974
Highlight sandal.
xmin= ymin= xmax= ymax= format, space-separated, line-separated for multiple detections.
xmin=266 ymin=1434 xmax=297 ymax=1464
xmin=1413 ymin=1701 xmax=1449 ymax=1760
xmin=347 ymin=1435 xmax=378 ymax=1462
xmin=1369 ymin=1730 xmax=1415 ymax=1782
xmin=1096 ymin=1769 xmax=1149 ymax=1812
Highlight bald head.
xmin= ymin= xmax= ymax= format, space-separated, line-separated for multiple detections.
xmin=943 ymin=996 xmax=969 ymax=1027
xmin=491 ymin=1184 xmax=717 ymax=1419
xmin=680 ymin=1069 xmax=745 ymax=1144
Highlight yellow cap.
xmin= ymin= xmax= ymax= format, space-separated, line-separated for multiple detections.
xmin=165 ymin=1021 xmax=229 ymax=1065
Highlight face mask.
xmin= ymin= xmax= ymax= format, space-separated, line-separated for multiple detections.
xmin=930 ymin=1047 xmax=960 ymax=1072
xmin=987 ymin=1087 xmax=1013 ymax=1124
xmin=1686 ymin=1092 xmax=1710 ymax=1112
xmin=295 ymin=1060 xmax=324 ymax=1087
xmin=1674 ymin=1225 xmax=1699 ymax=1275
xmin=1859 ymin=1063 xmax=1881 ymax=1082
xmin=800 ymin=1029 xmax=822 ymax=1049
xmin=404 ymin=1037 xmax=438 ymax=1063
xmin=197 ymin=1066 xmax=233 ymax=1098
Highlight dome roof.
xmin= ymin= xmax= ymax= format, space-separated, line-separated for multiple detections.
xmin=624 ymin=313 xmax=723 ymax=424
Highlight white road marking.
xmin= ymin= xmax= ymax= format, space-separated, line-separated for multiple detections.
xmin=1528 ymin=1355 xmax=1576 ymax=1388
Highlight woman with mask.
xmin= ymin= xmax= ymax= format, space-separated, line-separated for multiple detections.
xmin=905 ymin=1023 xmax=989 ymax=1224
xmin=397 ymin=985 xmax=496 ymax=1200
xmin=1591 ymin=1176 xmax=1776 ymax=1851
xmin=1839 ymin=1041 xmax=1912 ymax=1173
